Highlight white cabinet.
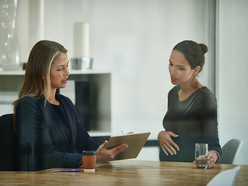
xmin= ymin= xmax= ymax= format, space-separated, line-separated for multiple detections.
xmin=0 ymin=69 xmax=111 ymax=137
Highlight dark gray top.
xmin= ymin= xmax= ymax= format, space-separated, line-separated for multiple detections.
xmin=160 ymin=85 xmax=222 ymax=162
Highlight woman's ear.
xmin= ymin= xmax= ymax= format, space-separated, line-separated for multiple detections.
xmin=194 ymin=66 xmax=201 ymax=75
xmin=41 ymin=73 xmax=45 ymax=79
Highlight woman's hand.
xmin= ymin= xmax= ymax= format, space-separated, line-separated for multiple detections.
xmin=96 ymin=140 xmax=128 ymax=162
xmin=157 ymin=131 xmax=179 ymax=156
xmin=193 ymin=151 xmax=219 ymax=169
xmin=206 ymin=151 xmax=219 ymax=168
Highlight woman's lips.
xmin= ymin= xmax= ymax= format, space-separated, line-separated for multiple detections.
xmin=62 ymin=79 xmax=68 ymax=84
xmin=171 ymin=76 xmax=177 ymax=83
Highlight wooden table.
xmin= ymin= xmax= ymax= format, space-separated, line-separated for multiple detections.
xmin=0 ymin=160 xmax=247 ymax=185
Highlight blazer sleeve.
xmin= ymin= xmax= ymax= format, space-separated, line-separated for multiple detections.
xmin=60 ymin=95 xmax=100 ymax=152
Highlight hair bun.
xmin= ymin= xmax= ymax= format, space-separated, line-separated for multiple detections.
xmin=199 ymin=43 xmax=208 ymax=54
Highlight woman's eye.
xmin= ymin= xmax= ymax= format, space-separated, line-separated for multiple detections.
xmin=179 ymin=67 xmax=184 ymax=70
xmin=57 ymin=68 xmax=63 ymax=71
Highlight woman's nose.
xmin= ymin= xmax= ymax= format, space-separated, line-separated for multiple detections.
xmin=65 ymin=67 xmax=70 ymax=76
xmin=169 ymin=66 xmax=175 ymax=75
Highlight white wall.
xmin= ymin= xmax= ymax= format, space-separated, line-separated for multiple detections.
xmin=7 ymin=0 xmax=246 ymax=163
xmin=217 ymin=0 xmax=248 ymax=165
xmin=15 ymin=0 xmax=212 ymax=138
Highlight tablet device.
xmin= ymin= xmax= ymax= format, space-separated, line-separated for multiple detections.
xmin=106 ymin=132 xmax=151 ymax=160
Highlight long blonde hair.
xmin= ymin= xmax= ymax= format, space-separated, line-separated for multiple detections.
xmin=13 ymin=40 xmax=67 ymax=113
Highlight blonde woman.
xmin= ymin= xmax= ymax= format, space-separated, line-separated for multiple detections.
xmin=13 ymin=40 xmax=128 ymax=170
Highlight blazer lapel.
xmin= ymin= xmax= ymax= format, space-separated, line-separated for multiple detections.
xmin=43 ymin=98 xmax=70 ymax=149
xmin=56 ymin=95 xmax=77 ymax=152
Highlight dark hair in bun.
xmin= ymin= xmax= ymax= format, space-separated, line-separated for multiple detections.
xmin=199 ymin=43 xmax=208 ymax=54
xmin=173 ymin=40 xmax=208 ymax=73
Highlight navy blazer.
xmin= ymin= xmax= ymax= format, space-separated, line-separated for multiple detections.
xmin=16 ymin=94 xmax=99 ymax=170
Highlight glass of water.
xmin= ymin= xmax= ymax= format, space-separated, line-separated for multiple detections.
xmin=195 ymin=143 xmax=208 ymax=169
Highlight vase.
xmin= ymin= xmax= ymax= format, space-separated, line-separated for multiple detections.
xmin=0 ymin=0 xmax=21 ymax=70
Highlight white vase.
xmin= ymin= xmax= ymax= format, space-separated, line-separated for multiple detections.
xmin=0 ymin=0 xmax=21 ymax=70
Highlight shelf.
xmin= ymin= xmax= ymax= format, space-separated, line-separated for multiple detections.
xmin=0 ymin=70 xmax=112 ymax=137
xmin=0 ymin=69 xmax=111 ymax=75
xmin=0 ymin=70 xmax=25 ymax=75
xmin=88 ymin=131 xmax=111 ymax=137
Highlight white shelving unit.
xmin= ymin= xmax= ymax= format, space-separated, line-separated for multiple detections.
xmin=0 ymin=69 xmax=112 ymax=137
xmin=0 ymin=69 xmax=111 ymax=75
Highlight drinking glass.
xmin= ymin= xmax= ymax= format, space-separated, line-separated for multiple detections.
xmin=195 ymin=143 xmax=208 ymax=169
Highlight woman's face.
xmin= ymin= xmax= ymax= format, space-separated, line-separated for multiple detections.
xmin=50 ymin=52 xmax=70 ymax=90
xmin=169 ymin=50 xmax=195 ymax=86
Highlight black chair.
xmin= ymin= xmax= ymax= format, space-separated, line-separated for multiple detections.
xmin=0 ymin=113 xmax=20 ymax=171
